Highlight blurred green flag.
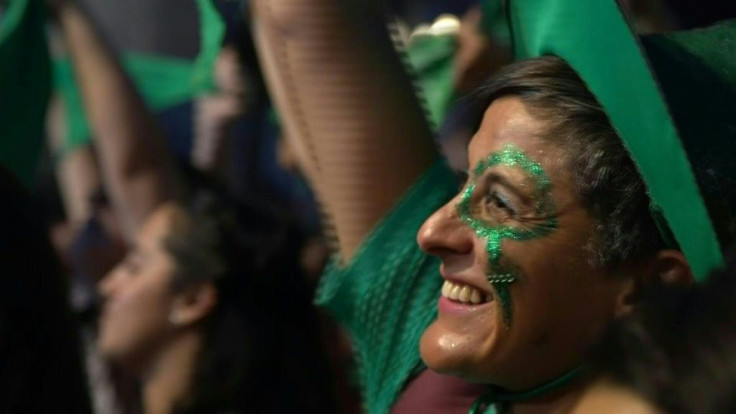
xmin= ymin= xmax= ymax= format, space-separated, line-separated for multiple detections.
xmin=0 ymin=0 xmax=52 ymax=186
xmin=55 ymin=0 xmax=225 ymax=153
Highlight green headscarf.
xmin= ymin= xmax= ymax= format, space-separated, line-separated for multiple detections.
xmin=508 ymin=0 xmax=736 ymax=281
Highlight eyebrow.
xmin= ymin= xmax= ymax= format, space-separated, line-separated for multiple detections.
xmin=483 ymin=172 xmax=534 ymax=206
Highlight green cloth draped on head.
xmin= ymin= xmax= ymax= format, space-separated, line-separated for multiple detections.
xmin=0 ymin=0 xmax=51 ymax=187
xmin=507 ymin=0 xmax=736 ymax=281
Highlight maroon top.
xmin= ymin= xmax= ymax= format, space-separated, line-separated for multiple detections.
xmin=391 ymin=370 xmax=487 ymax=414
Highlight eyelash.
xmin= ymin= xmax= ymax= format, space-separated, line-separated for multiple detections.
xmin=486 ymin=189 xmax=517 ymax=218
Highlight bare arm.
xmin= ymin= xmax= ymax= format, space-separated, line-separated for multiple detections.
xmin=47 ymin=94 xmax=101 ymax=230
xmin=252 ymin=0 xmax=438 ymax=260
xmin=52 ymin=1 xmax=176 ymax=242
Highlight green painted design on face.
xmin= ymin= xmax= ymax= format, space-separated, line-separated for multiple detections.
xmin=456 ymin=144 xmax=558 ymax=327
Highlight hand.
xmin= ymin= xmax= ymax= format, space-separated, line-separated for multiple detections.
xmin=454 ymin=6 xmax=510 ymax=93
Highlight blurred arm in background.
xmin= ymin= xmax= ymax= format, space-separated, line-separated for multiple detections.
xmin=46 ymin=93 xmax=101 ymax=232
xmin=252 ymin=0 xmax=438 ymax=260
xmin=48 ymin=0 xmax=177 ymax=243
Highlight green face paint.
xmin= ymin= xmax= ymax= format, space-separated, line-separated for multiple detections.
xmin=456 ymin=144 xmax=558 ymax=327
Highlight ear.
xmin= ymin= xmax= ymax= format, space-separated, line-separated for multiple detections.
xmin=169 ymin=282 xmax=218 ymax=327
xmin=613 ymin=249 xmax=693 ymax=317
xmin=645 ymin=249 xmax=694 ymax=286
xmin=612 ymin=275 xmax=638 ymax=318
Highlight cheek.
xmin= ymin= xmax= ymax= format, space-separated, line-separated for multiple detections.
xmin=502 ymin=239 xmax=622 ymax=369
xmin=99 ymin=274 xmax=174 ymax=359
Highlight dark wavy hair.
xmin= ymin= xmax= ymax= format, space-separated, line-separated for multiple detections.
xmin=588 ymin=247 xmax=736 ymax=414
xmin=161 ymin=185 xmax=336 ymax=414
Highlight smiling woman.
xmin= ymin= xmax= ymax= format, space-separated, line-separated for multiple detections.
xmin=418 ymin=32 xmax=736 ymax=409
xmin=253 ymin=0 xmax=736 ymax=412
xmin=417 ymin=70 xmax=667 ymax=393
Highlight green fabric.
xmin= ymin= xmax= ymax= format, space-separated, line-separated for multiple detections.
xmin=56 ymin=0 xmax=225 ymax=153
xmin=404 ymin=0 xmax=512 ymax=129
xmin=192 ymin=0 xmax=225 ymax=90
xmin=507 ymin=0 xmax=723 ymax=281
xmin=55 ymin=53 xmax=200 ymax=151
xmin=315 ymin=159 xmax=458 ymax=414
xmin=0 ymin=0 xmax=51 ymax=186
xmin=641 ymin=21 xmax=736 ymax=256
xmin=480 ymin=0 xmax=510 ymax=46
xmin=405 ymin=34 xmax=457 ymax=128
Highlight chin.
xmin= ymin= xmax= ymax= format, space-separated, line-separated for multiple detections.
xmin=98 ymin=339 xmax=149 ymax=374
xmin=97 ymin=340 xmax=122 ymax=363
xmin=97 ymin=330 xmax=136 ymax=363
xmin=419 ymin=320 xmax=488 ymax=383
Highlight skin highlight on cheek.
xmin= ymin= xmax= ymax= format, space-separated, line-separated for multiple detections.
xmin=456 ymin=144 xmax=558 ymax=327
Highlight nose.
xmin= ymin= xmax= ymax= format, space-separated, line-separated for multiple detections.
xmin=417 ymin=198 xmax=474 ymax=258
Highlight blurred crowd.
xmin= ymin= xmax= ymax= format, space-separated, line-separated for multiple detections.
xmin=2 ymin=0 xmax=736 ymax=414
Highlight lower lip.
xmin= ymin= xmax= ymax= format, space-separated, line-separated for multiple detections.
xmin=437 ymin=295 xmax=492 ymax=315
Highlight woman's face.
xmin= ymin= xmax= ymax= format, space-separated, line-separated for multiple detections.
xmin=418 ymin=97 xmax=634 ymax=389
xmin=97 ymin=205 xmax=180 ymax=369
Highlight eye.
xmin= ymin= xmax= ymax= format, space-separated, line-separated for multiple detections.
xmin=485 ymin=189 xmax=517 ymax=219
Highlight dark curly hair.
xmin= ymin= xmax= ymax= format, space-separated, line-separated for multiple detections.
xmin=587 ymin=247 xmax=736 ymax=414
xmin=161 ymin=185 xmax=336 ymax=414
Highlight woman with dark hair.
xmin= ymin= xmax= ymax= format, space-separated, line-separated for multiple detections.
xmin=253 ymin=0 xmax=736 ymax=413
xmin=97 ymin=191 xmax=334 ymax=414
xmin=48 ymin=1 xmax=337 ymax=412
xmin=0 ymin=167 xmax=92 ymax=413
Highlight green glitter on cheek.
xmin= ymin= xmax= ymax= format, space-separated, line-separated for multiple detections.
xmin=456 ymin=144 xmax=558 ymax=328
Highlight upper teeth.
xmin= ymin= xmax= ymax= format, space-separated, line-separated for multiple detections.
xmin=441 ymin=280 xmax=487 ymax=304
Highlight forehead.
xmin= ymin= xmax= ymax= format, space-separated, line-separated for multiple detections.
xmin=136 ymin=204 xmax=181 ymax=250
xmin=468 ymin=96 xmax=563 ymax=174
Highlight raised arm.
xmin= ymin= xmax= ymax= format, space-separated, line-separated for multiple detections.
xmin=47 ymin=94 xmax=101 ymax=231
xmin=252 ymin=0 xmax=439 ymax=260
xmin=50 ymin=0 xmax=176 ymax=242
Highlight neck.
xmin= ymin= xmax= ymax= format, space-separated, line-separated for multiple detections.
xmin=142 ymin=330 xmax=202 ymax=414
xmin=471 ymin=367 xmax=588 ymax=414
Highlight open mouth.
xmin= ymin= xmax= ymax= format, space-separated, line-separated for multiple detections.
xmin=441 ymin=280 xmax=493 ymax=305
